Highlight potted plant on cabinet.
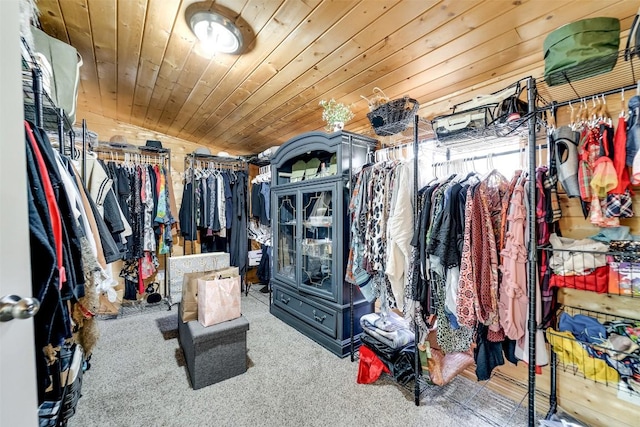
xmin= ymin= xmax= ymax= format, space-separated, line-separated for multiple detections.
xmin=319 ymin=98 xmax=355 ymax=132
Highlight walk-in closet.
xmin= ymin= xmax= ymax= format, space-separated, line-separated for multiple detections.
xmin=2 ymin=2 xmax=640 ymax=427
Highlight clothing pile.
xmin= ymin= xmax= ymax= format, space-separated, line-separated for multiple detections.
xmin=547 ymin=234 xmax=610 ymax=293
xmin=357 ymin=311 xmax=416 ymax=385
xmin=547 ymin=311 xmax=640 ymax=391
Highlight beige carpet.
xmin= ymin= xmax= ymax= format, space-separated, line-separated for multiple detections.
xmin=68 ymin=287 xmax=534 ymax=427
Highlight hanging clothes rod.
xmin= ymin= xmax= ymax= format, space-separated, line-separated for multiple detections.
xmin=187 ymin=152 xmax=246 ymax=162
xmin=434 ymin=143 xmax=547 ymax=166
xmin=379 ymin=135 xmax=437 ymax=151
xmin=375 ymin=137 xmax=439 ymax=162
xmin=93 ymin=145 xmax=171 ymax=155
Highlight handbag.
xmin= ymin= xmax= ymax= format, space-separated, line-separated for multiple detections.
xmin=625 ymin=7 xmax=640 ymax=61
xmin=433 ymin=104 xmax=496 ymax=139
xmin=491 ymin=82 xmax=530 ymax=137
xmin=493 ymin=84 xmax=528 ymax=125
xmin=145 ymin=282 xmax=162 ymax=304
xmin=543 ymin=17 xmax=620 ymax=86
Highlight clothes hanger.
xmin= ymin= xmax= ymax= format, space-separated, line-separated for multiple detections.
xmin=589 ymin=96 xmax=600 ymax=123
xmin=600 ymin=94 xmax=612 ymax=125
xmin=519 ymin=137 xmax=527 ymax=171
xmin=456 ymin=158 xmax=476 ymax=184
xmin=481 ymin=153 xmax=507 ymax=186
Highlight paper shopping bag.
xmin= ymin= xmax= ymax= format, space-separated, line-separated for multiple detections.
xmin=197 ymin=274 xmax=241 ymax=327
xmin=181 ymin=267 xmax=239 ymax=323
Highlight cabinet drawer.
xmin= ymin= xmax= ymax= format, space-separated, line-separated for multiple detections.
xmin=273 ymin=286 xmax=337 ymax=338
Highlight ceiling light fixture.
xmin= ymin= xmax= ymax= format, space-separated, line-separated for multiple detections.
xmin=188 ymin=10 xmax=243 ymax=54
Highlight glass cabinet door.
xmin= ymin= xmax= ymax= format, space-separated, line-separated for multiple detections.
xmin=275 ymin=193 xmax=297 ymax=285
xmin=300 ymin=187 xmax=335 ymax=299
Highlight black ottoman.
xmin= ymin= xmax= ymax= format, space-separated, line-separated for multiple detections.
xmin=178 ymin=309 xmax=250 ymax=390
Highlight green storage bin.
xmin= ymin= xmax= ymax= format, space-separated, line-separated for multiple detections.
xmin=543 ymin=17 xmax=620 ymax=86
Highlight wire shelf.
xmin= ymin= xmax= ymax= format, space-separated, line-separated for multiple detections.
xmin=95 ymin=298 xmax=171 ymax=320
xmin=21 ymin=38 xmax=72 ymax=133
xmin=540 ymin=245 xmax=640 ymax=298
xmin=547 ymin=305 xmax=640 ymax=392
xmin=536 ymin=50 xmax=640 ymax=108
xmin=368 ymin=116 xmax=434 ymax=147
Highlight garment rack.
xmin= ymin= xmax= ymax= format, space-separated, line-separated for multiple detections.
xmin=183 ymin=152 xmax=250 ymax=293
xmin=402 ymin=78 xmax=539 ymax=420
xmin=535 ymin=81 xmax=640 ymax=421
xmin=22 ymin=34 xmax=88 ymax=427
xmin=91 ymin=144 xmax=173 ymax=309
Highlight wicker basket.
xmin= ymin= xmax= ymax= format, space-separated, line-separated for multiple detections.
xmin=366 ymin=96 xmax=419 ymax=136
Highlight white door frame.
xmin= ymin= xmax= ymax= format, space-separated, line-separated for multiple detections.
xmin=0 ymin=0 xmax=40 ymax=425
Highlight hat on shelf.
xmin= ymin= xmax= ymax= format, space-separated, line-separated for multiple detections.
xmin=194 ymin=147 xmax=212 ymax=156
xmin=108 ymin=134 xmax=135 ymax=150
xmin=217 ymin=151 xmax=231 ymax=157
xmin=145 ymin=140 xmax=163 ymax=150
xmin=109 ymin=135 xmax=128 ymax=144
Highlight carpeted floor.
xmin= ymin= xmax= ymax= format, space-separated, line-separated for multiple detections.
xmin=68 ymin=287 xmax=534 ymax=427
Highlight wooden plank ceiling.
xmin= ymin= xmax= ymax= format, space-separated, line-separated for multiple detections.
xmin=36 ymin=0 xmax=637 ymax=155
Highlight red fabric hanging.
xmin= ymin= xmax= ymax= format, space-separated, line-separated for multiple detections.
xmin=25 ymin=121 xmax=65 ymax=288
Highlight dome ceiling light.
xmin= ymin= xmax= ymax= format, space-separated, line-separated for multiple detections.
xmin=187 ymin=10 xmax=243 ymax=54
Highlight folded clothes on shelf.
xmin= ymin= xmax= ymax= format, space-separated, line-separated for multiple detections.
xmin=548 ymin=233 xmax=608 ymax=276
xmin=549 ymin=265 xmax=608 ymax=293
xmin=360 ymin=311 xmax=414 ymax=349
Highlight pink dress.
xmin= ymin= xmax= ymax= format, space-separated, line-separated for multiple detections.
xmin=498 ymin=177 xmax=528 ymax=341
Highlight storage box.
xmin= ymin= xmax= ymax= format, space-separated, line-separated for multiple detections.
xmin=168 ymin=253 xmax=230 ymax=303
xmin=178 ymin=309 xmax=250 ymax=390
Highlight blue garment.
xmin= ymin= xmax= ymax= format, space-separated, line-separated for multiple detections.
xmin=626 ymin=96 xmax=640 ymax=167
xmin=558 ymin=312 xmax=606 ymax=344
xmin=230 ymin=171 xmax=248 ymax=276
xmin=208 ymin=174 xmax=220 ymax=232
xmin=223 ymin=172 xmax=232 ymax=228
xmin=589 ymin=226 xmax=634 ymax=243
xmin=260 ymin=182 xmax=271 ymax=221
